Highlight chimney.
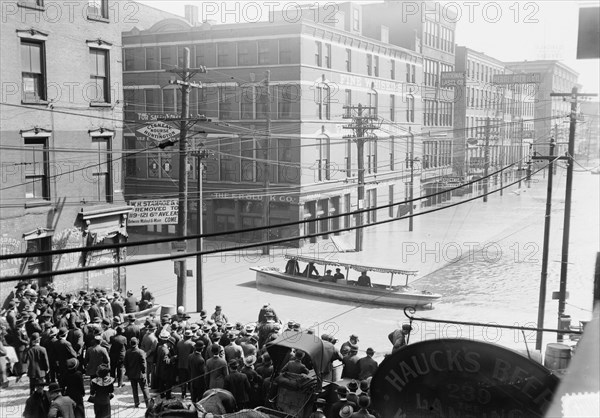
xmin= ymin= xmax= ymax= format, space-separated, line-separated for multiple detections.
xmin=185 ymin=5 xmax=198 ymax=26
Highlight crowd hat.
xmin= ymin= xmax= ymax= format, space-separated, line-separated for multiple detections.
xmin=336 ymin=386 xmax=348 ymax=396
xmin=366 ymin=347 xmax=375 ymax=355
xmin=339 ymin=405 xmax=354 ymax=418
xmin=358 ymin=394 xmax=371 ymax=408
xmin=130 ymin=337 xmax=139 ymax=346
xmin=48 ymin=382 xmax=63 ymax=393
xmin=350 ymin=334 xmax=359 ymax=341
xmin=347 ymin=380 xmax=359 ymax=392
xmin=244 ymin=355 xmax=257 ymax=366
xmin=33 ymin=378 xmax=47 ymax=387
xmin=184 ymin=329 xmax=193 ymax=338
xmin=228 ymin=359 xmax=239 ymax=369
xmin=359 ymin=380 xmax=370 ymax=392
xmin=58 ymin=327 xmax=69 ymax=338
xmin=66 ymin=358 xmax=79 ymax=371
xmin=195 ymin=341 xmax=205 ymax=351
xmin=128 ymin=314 xmax=136 ymax=322
xmin=159 ymin=329 xmax=170 ymax=340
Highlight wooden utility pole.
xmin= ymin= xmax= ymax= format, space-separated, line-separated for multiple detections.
xmin=262 ymin=70 xmax=272 ymax=255
xmin=167 ymin=48 xmax=206 ymax=309
xmin=343 ymin=104 xmax=380 ymax=251
xmin=518 ymin=119 xmax=524 ymax=188
xmin=483 ymin=117 xmax=490 ymax=202
xmin=550 ymin=87 xmax=597 ymax=341
xmin=407 ymin=127 xmax=416 ymax=232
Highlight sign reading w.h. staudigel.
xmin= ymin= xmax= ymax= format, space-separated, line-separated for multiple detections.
xmin=128 ymin=199 xmax=178 ymax=225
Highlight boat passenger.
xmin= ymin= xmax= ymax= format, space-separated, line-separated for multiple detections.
xmin=301 ymin=262 xmax=320 ymax=279
xmin=333 ymin=268 xmax=345 ymax=283
xmin=357 ymin=272 xmax=372 ymax=287
xmin=284 ymin=259 xmax=300 ymax=275
xmin=319 ymin=270 xmax=335 ymax=283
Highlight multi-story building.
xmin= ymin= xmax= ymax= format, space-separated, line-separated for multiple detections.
xmin=504 ymin=60 xmax=579 ymax=155
xmin=454 ymin=47 xmax=534 ymax=184
xmin=578 ymin=101 xmax=600 ymax=161
xmin=0 ymin=0 xmax=175 ymax=303
xmin=122 ymin=4 xmax=424 ymax=246
xmin=361 ymin=0 xmax=457 ymax=205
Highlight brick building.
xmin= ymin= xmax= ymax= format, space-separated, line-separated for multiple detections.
xmin=453 ymin=47 xmax=535 ymax=185
xmin=0 ymin=0 xmax=178 ymax=302
xmin=122 ymin=4 xmax=426 ymax=246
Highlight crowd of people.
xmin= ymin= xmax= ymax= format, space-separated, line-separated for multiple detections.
xmin=0 ymin=281 xmax=411 ymax=418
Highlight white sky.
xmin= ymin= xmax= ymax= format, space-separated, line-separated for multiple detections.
xmin=137 ymin=1 xmax=600 ymax=96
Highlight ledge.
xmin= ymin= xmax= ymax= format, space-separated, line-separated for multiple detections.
xmin=22 ymin=100 xmax=49 ymax=106
xmin=89 ymin=102 xmax=112 ymax=108
xmin=87 ymin=15 xmax=110 ymax=23
xmin=24 ymin=200 xmax=52 ymax=209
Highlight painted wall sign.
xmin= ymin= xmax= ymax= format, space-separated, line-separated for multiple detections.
xmin=493 ymin=73 xmax=542 ymax=85
xmin=370 ymin=339 xmax=559 ymax=418
xmin=128 ymin=199 xmax=178 ymax=225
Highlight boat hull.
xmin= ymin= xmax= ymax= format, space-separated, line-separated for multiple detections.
xmin=252 ymin=267 xmax=441 ymax=308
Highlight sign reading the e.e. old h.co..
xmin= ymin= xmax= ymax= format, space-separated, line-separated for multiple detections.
xmin=370 ymin=339 xmax=559 ymax=418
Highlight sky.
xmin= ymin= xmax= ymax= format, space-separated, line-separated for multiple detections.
xmin=137 ymin=1 xmax=600 ymax=96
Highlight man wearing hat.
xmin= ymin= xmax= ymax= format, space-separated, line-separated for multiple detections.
xmin=63 ymin=358 xmax=85 ymax=418
xmin=281 ymin=350 xmax=309 ymax=375
xmin=188 ymin=341 xmax=206 ymax=403
xmin=357 ymin=348 xmax=378 ymax=380
xmin=54 ymin=327 xmax=77 ymax=387
xmin=140 ymin=322 xmax=158 ymax=386
xmin=23 ymin=378 xmax=51 ymax=418
xmin=155 ymin=329 xmax=176 ymax=398
xmin=47 ymin=382 xmax=77 ymax=418
xmin=140 ymin=285 xmax=155 ymax=310
xmin=346 ymin=380 xmax=359 ymax=405
xmin=257 ymin=312 xmax=278 ymax=348
xmin=85 ymin=333 xmax=110 ymax=379
xmin=333 ymin=268 xmax=345 ymax=283
xmin=308 ymin=397 xmax=327 ymax=418
xmin=388 ymin=324 xmax=411 ymax=354
xmin=88 ymin=298 xmax=102 ymax=324
xmin=206 ymin=344 xmax=229 ymax=389
xmin=351 ymin=395 xmax=375 ymax=418
xmin=176 ymin=329 xmax=196 ymax=399
xmin=111 ymin=292 xmax=125 ymax=319
xmin=124 ymin=313 xmax=141 ymax=344
xmin=319 ymin=269 xmax=335 ymax=283
xmin=255 ymin=353 xmax=273 ymax=380
xmin=224 ymin=358 xmax=251 ymax=411
xmin=26 ymin=332 xmax=49 ymax=394
xmin=124 ymin=337 xmax=150 ymax=408
xmin=240 ymin=355 xmax=263 ymax=408
xmin=341 ymin=343 xmax=360 ymax=380
xmin=124 ymin=290 xmax=139 ymax=313
xmin=211 ymin=305 xmax=228 ymax=327
xmin=330 ymin=386 xmax=357 ymax=418
xmin=109 ymin=326 xmax=127 ymax=387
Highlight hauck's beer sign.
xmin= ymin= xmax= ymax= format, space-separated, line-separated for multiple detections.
xmin=136 ymin=122 xmax=180 ymax=142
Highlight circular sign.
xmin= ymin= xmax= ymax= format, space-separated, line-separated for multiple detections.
xmin=370 ymin=339 xmax=559 ymax=418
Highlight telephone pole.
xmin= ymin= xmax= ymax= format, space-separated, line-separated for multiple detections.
xmin=483 ymin=117 xmax=490 ymax=202
xmin=343 ymin=104 xmax=381 ymax=251
xmin=550 ymin=87 xmax=597 ymax=341
xmin=407 ymin=127 xmax=416 ymax=232
xmin=167 ymin=47 xmax=206 ymax=308
xmin=262 ymin=70 xmax=272 ymax=255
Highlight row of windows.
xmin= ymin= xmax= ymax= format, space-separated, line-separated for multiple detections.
xmin=21 ymin=39 xmax=110 ymax=103
xmin=20 ymin=0 xmax=109 ymax=18
xmin=23 ymin=135 xmax=112 ymax=203
xmin=424 ymin=59 xmax=454 ymax=87
xmin=466 ymin=60 xmax=503 ymax=84
xmin=424 ymin=20 xmax=455 ymax=53
xmin=422 ymin=140 xmax=452 ymax=169
xmin=423 ymin=100 xmax=453 ymax=127
xmin=342 ymin=89 xmax=416 ymax=123
xmin=465 ymin=87 xmax=534 ymax=117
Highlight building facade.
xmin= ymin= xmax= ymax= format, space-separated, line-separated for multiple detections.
xmin=0 ymin=0 xmax=173 ymax=302
xmin=122 ymin=6 xmax=426 ymax=246
xmin=453 ymin=47 xmax=535 ymax=186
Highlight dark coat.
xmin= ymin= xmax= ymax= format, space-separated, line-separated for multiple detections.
xmin=124 ymin=296 xmax=139 ymax=313
xmin=124 ymin=323 xmax=141 ymax=344
xmin=88 ymin=305 xmax=102 ymax=322
xmin=67 ymin=328 xmax=84 ymax=356
xmin=90 ymin=377 xmax=115 ymax=406
xmin=188 ymin=351 xmax=206 ymax=394
xmin=63 ymin=369 xmax=86 ymax=404
xmin=124 ymin=346 xmax=147 ymax=380
xmin=111 ymin=300 xmax=125 ymax=318
xmin=85 ymin=343 xmax=110 ymax=376
xmin=206 ymin=355 xmax=229 ymax=389
xmin=341 ymin=354 xmax=361 ymax=379
xmin=109 ymin=334 xmax=127 ymax=363
xmin=281 ymin=358 xmax=309 ymax=374
xmin=26 ymin=344 xmax=49 ymax=379
xmin=357 ymin=355 xmax=378 ymax=380
xmin=176 ymin=338 xmax=195 ymax=369
xmin=48 ymin=394 xmax=77 ymax=418
xmin=224 ymin=370 xmax=251 ymax=406
xmin=53 ymin=338 xmax=77 ymax=371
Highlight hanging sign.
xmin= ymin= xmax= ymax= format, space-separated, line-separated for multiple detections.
xmin=136 ymin=122 xmax=180 ymax=141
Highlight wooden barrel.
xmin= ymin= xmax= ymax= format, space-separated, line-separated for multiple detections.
xmin=544 ymin=343 xmax=572 ymax=370
xmin=160 ymin=305 xmax=176 ymax=318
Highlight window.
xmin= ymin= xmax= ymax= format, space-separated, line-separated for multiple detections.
xmin=316 ymin=84 xmax=330 ymax=120
xmin=406 ymin=63 xmax=411 ymax=82
xmin=160 ymin=46 xmax=172 ymax=69
xmin=390 ymin=59 xmax=395 ymax=80
xmin=91 ymin=136 xmax=112 ymax=203
xmin=89 ymin=48 xmax=109 ymax=103
xmin=345 ymin=138 xmax=352 ymax=177
xmin=367 ymin=90 xmax=377 ymax=116
xmin=367 ymin=54 xmax=372 ymax=76
xmin=24 ymin=137 xmax=50 ymax=200
xmin=367 ymin=137 xmax=377 ymax=174
xmin=217 ymin=42 xmax=235 ymax=66
xmin=256 ymin=86 xmax=270 ymax=119
xmin=389 ymin=94 xmax=395 ymax=121
xmin=352 ymin=8 xmax=360 ymax=31
xmin=219 ymin=87 xmax=235 ymax=119
xmin=345 ymin=48 xmax=352 ymax=72
xmin=219 ymin=137 xmax=236 ymax=181
xmin=406 ymin=94 xmax=414 ymax=122
xmin=258 ymin=41 xmax=270 ymax=65
xmin=277 ymin=138 xmax=292 ymax=183
xmin=144 ymin=89 xmax=158 ymax=113
xmin=237 ymin=42 xmax=250 ymax=65
xmin=240 ymin=137 xmax=256 ymax=182
xmin=315 ymin=41 xmax=322 ymax=67
xmin=23 ymin=237 xmax=52 ymax=276
xmin=279 ymin=39 xmax=292 ymax=64
xmin=374 ymin=56 xmax=379 ymax=77
xmin=145 ymin=47 xmax=158 ymax=70
xmin=125 ymin=136 xmax=137 ymax=177
xmin=344 ymin=89 xmax=352 ymax=115
xmin=411 ymin=65 xmax=416 ymax=83
xmin=277 ymin=85 xmax=292 ymax=119
xmin=162 ymin=89 xmax=175 ymax=113
xmin=241 ymin=86 xmax=254 ymax=119
xmin=325 ymin=43 xmax=331 ymax=69
xmin=317 ymin=134 xmax=330 ymax=181
xmin=21 ymin=40 xmax=46 ymax=102
xmin=88 ymin=0 xmax=108 ymax=18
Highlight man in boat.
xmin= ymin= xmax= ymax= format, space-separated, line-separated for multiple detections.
xmin=301 ymin=262 xmax=320 ymax=279
xmin=319 ymin=270 xmax=335 ymax=283
xmin=333 ymin=268 xmax=345 ymax=283
xmin=357 ymin=271 xmax=372 ymax=287
xmin=284 ymin=258 xmax=300 ymax=275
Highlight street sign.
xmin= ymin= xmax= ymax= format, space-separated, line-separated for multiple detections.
xmin=136 ymin=122 xmax=180 ymax=141
xmin=493 ymin=73 xmax=541 ymax=84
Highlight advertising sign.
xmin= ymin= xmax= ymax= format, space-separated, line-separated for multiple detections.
xmin=493 ymin=73 xmax=542 ymax=84
xmin=136 ymin=122 xmax=180 ymax=141
xmin=440 ymin=71 xmax=466 ymax=87
xmin=370 ymin=339 xmax=559 ymax=418
xmin=128 ymin=199 xmax=178 ymax=225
